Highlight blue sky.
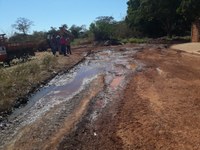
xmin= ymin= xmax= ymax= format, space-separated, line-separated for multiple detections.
xmin=0 ymin=0 xmax=128 ymax=35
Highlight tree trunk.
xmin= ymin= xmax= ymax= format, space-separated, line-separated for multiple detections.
xmin=191 ymin=19 xmax=200 ymax=42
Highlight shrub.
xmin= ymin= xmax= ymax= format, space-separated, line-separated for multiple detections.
xmin=42 ymin=55 xmax=58 ymax=70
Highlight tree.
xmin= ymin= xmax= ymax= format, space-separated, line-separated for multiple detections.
xmin=31 ymin=31 xmax=47 ymax=42
xmin=178 ymin=0 xmax=200 ymax=41
xmin=59 ymin=24 xmax=68 ymax=31
xmin=12 ymin=17 xmax=33 ymax=35
xmin=126 ymin=0 xmax=189 ymax=37
xmin=113 ymin=20 xmax=136 ymax=39
xmin=48 ymin=27 xmax=57 ymax=35
xmin=178 ymin=0 xmax=200 ymax=22
xmin=69 ymin=25 xmax=86 ymax=39
xmin=89 ymin=16 xmax=116 ymax=41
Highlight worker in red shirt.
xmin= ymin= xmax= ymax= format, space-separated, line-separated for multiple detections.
xmin=60 ymin=35 xmax=67 ymax=56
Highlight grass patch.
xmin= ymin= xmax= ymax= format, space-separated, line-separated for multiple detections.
xmin=71 ymin=38 xmax=93 ymax=46
xmin=164 ymin=36 xmax=191 ymax=41
xmin=121 ymin=38 xmax=148 ymax=44
xmin=0 ymin=54 xmax=59 ymax=113
xmin=41 ymin=54 xmax=58 ymax=71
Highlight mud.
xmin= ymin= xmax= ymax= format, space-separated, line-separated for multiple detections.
xmin=59 ymin=46 xmax=200 ymax=149
xmin=1 ymin=44 xmax=200 ymax=150
xmin=0 ymin=45 xmax=141 ymax=150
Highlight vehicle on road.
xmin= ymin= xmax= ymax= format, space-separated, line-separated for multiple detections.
xmin=0 ymin=34 xmax=35 ymax=66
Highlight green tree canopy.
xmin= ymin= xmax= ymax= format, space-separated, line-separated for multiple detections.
xmin=178 ymin=0 xmax=200 ymax=22
xmin=126 ymin=0 xmax=190 ymax=37
xmin=69 ymin=25 xmax=86 ymax=39
xmin=89 ymin=16 xmax=116 ymax=41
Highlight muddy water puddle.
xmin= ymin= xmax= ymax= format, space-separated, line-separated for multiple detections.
xmin=0 ymin=47 xmax=141 ymax=149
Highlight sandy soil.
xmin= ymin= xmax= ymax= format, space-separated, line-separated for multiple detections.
xmin=171 ymin=42 xmax=200 ymax=55
xmin=59 ymin=45 xmax=200 ymax=149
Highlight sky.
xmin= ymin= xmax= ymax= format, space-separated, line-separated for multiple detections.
xmin=0 ymin=0 xmax=128 ymax=35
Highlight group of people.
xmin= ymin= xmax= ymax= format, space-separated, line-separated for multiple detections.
xmin=48 ymin=34 xmax=71 ymax=56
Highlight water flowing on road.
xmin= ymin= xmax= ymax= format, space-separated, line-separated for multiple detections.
xmin=0 ymin=47 xmax=143 ymax=150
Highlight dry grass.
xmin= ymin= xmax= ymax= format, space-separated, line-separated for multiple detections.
xmin=0 ymin=50 xmax=86 ymax=113
xmin=0 ymin=44 xmax=102 ymax=114
xmin=0 ymin=53 xmax=58 ymax=112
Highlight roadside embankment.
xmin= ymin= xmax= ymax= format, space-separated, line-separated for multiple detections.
xmin=0 ymin=47 xmax=92 ymax=115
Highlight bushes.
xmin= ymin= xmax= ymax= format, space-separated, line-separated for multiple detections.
xmin=42 ymin=55 xmax=58 ymax=70
xmin=121 ymin=38 xmax=148 ymax=44
xmin=71 ymin=38 xmax=93 ymax=46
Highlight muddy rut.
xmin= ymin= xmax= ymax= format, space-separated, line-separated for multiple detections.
xmin=0 ymin=46 xmax=142 ymax=150
xmin=57 ymin=45 xmax=200 ymax=150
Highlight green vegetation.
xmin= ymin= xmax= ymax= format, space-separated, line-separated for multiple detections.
xmin=71 ymin=38 xmax=93 ymax=46
xmin=178 ymin=0 xmax=200 ymax=22
xmin=89 ymin=16 xmax=116 ymax=41
xmin=126 ymin=0 xmax=200 ymax=38
xmin=121 ymin=38 xmax=148 ymax=44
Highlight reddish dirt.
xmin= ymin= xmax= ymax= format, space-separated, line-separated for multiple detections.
xmin=59 ymin=47 xmax=200 ymax=149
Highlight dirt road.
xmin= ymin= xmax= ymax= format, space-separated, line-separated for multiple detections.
xmin=59 ymin=45 xmax=200 ymax=149
xmin=1 ymin=44 xmax=200 ymax=149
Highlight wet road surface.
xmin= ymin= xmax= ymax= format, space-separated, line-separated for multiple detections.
xmin=0 ymin=47 xmax=142 ymax=150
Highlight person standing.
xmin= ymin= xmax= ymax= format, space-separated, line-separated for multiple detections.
xmin=56 ymin=34 xmax=61 ymax=53
xmin=60 ymin=35 xmax=67 ymax=56
xmin=47 ymin=34 xmax=51 ymax=49
xmin=50 ymin=35 xmax=57 ymax=55
xmin=66 ymin=37 xmax=72 ymax=55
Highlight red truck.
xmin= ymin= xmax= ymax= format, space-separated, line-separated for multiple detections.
xmin=0 ymin=34 xmax=35 ymax=66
